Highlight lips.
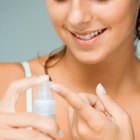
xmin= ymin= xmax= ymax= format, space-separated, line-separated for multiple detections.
xmin=69 ymin=28 xmax=107 ymax=47
xmin=71 ymin=28 xmax=107 ymax=41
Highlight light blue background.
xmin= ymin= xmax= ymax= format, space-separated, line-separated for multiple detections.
xmin=0 ymin=1 xmax=140 ymax=62
xmin=0 ymin=0 xmax=62 ymax=62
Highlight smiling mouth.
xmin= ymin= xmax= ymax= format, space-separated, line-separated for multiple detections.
xmin=71 ymin=28 xmax=107 ymax=41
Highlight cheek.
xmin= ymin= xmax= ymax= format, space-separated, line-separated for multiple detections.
xmin=46 ymin=3 xmax=71 ymax=42
xmin=93 ymin=0 xmax=138 ymax=50
xmin=46 ymin=2 xmax=68 ymax=27
xmin=92 ymin=1 xmax=137 ymax=30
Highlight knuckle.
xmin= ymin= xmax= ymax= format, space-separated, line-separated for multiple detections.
xmin=92 ymin=125 xmax=102 ymax=132
xmin=89 ymin=120 xmax=103 ymax=132
xmin=77 ymin=123 xmax=88 ymax=136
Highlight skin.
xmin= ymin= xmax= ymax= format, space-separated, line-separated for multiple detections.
xmin=46 ymin=0 xmax=140 ymax=98
xmin=46 ymin=0 xmax=138 ymax=63
xmin=0 ymin=0 xmax=140 ymax=139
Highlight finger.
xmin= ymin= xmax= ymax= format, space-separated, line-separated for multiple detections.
xmin=0 ymin=112 xmax=59 ymax=139
xmin=96 ymin=83 xmax=126 ymax=119
xmin=68 ymin=106 xmax=83 ymax=140
xmin=76 ymin=116 xmax=94 ymax=140
xmin=68 ymin=106 xmax=74 ymax=129
xmin=0 ymin=127 xmax=54 ymax=140
xmin=51 ymin=83 xmax=88 ymax=111
xmin=78 ymin=92 xmax=105 ymax=112
xmin=69 ymin=108 xmax=96 ymax=140
xmin=0 ymin=75 xmax=49 ymax=112
xmin=51 ymin=83 xmax=105 ymax=127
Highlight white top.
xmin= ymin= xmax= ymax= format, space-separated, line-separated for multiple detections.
xmin=21 ymin=61 xmax=32 ymax=112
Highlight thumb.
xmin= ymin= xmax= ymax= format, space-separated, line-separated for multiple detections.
xmin=96 ymin=83 xmax=125 ymax=119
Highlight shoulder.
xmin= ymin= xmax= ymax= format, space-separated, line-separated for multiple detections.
xmin=0 ymin=62 xmax=25 ymax=80
xmin=0 ymin=63 xmax=25 ymax=97
xmin=0 ymin=55 xmax=49 ymax=98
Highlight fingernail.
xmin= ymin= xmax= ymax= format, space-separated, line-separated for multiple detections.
xmin=96 ymin=83 xmax=107 ymax=95
xmin=57 ymin=130 xmax=64 ymax=138
xmin=38 ymin=75 xmax=49 ymax=81
xmin=51 ymin=83 xmax=61 ymax=93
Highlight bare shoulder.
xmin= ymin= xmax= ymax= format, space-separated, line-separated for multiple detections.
xmin=0 ymin=63 xmax=25 ymax=98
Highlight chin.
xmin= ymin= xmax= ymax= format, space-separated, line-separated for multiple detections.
xmin=73 ymin=52 xmax=107 ymax=65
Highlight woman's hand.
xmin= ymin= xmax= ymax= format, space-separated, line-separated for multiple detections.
xmin=51 ymin=83 xmax=135 ymax=140
xmin=0 ymin=75 xmax=62 ymax=140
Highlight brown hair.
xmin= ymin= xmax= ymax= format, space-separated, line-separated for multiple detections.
xmin=44 ymin=46 xmax=66 ymax=75
xmin=44 ymin=9 xmax=140 ymax=74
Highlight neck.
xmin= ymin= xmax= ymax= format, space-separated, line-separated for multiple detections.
xmin=62 ymin=42 xmax=139 ymax=95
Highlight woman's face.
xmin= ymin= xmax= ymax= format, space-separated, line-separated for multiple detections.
xmin=46 ymin=0 xmax=139 ymax=64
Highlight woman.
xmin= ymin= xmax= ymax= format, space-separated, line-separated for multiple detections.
xmin=0 ymin=0 xmax=139 ymax=139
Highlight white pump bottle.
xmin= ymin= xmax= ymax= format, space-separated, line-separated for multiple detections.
xmin=33 ymin=81 xmax=56 ymax=119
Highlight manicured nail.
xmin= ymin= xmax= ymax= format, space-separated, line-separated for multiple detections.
xmin=51 ymin=83 xmax=61 ymax=93
xmin=57 ymin=130 xmax=64 ymax=138
xmin=38 ymin=75 xmax=49 ymax=81
xmin=96 ymin=83 xmax=107 ymax=95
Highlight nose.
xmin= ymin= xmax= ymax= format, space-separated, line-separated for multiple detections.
xmin=67 ymin=1 xmax=93 ymax=25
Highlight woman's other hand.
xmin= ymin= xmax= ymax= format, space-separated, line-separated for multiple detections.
xmin=51 ymin=83 xmax=134 ymax=140
xmin=0 ymin=75 xmax=62 ymax=140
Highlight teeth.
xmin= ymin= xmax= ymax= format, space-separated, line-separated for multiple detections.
xmin=91 ymin=32 xmax=95 ymax=37
xmin=94 ymin=31 xmax=99 ymax=36
xmin=75 ymin=29 xmax=104 ymax=40
xmin=84 ymin=34 xmax=91 ymax=40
